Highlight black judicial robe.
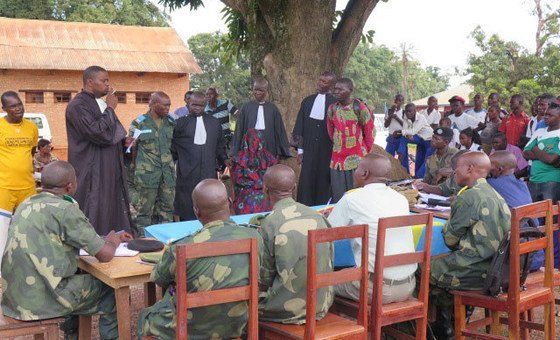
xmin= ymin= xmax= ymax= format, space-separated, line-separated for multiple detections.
xmin=230 ymin=101 xmax=291 ymax=158
xmin=292 ymin=93 xmax=336 ymax=206
xmin=65 ymin=91 xmax=133 ymax=235
xmin=172 ymin=114 xmax=227 ymax=220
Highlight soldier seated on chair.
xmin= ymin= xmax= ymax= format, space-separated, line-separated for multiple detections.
xmin=257 ymin=164 xmax=334 ymax=324
xmin=138 ymin=179 xmax=264 ymax=339
xmin=429 ymin=152 xmax=511 ymax=340
xmin=0 ymin=161 xmax=133 ymax=340
xmin=327 ymin=153 xmax=417 ymax=304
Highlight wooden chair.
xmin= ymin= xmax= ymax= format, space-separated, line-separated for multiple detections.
xmin=259 ymin=224 xmax=369 ymax=339
xmin=0 ymin=310 xmax=62 ymax=340
xmin=452 ymin=199 xmax=556 ymax=339
xmin=175 ymin=238 xmax=259 ymax=340
xmin=332 ymin=213 xmax=434 ymax=339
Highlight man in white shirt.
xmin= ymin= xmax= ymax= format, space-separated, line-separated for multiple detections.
xmin=464 ymin=93 xmax=487 ymax=124
xmin=447 ymin=95 xmax=479 ymax=131
xmin=328 ymin=153 xmax=417 ymax=303
xmin=384 ymin=94 xmax=409 ymax=171
xmin=419 ymin=96 xmax=441 ymax=129
xmin=397 ymin=103 xmax=433 ymax=178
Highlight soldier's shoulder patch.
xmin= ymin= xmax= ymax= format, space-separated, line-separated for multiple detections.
xmin=167 ymin=116 xmax=176 ymax=123
xmin=135 ymin=114 xmax=147 ymax=123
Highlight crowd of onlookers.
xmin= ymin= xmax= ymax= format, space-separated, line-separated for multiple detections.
xmin=1 ymin=65 xmax=559 ymax=339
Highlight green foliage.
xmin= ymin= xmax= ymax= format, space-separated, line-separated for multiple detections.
xmin=0 ymin=0 xmax=169 ymax=27
xmin=344 ymin=42 xmax=449 ymax=111
xmin=466 ymin=26 xmax=560 ymax=109
xmin=187 ymin=32 xmax=252 ymax=107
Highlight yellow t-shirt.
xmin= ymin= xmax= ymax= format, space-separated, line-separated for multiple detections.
xmin=0 ymin=117 xmax=38 ymax=190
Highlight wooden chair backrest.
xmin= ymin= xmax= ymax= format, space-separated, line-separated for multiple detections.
xmin=508 ymin=200 xmax=554 ymax=303
xmin=306 ymin=224 xmax=369 ymax=339
xmin=175 ymin=238 xmax=259 ymax=340
xmin=373 ymin=213 xmax=433 ymax=315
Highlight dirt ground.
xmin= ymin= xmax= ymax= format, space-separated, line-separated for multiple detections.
xmin=4 ymin=285 xmax=560 ymax=339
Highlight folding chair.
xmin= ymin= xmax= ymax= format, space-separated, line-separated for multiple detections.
xmin=259 ymin=224 xmax=369 ymax=339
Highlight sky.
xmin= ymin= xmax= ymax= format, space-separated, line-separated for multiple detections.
xmin=158 ymin=0 xmax=541 ymax=86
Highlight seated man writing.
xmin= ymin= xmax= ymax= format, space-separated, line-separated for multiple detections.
xmin=258 ymin=164 xmax=333 ymax=324
xmin=1 ymin=161 xmax=132 ymax=340
xmin=429 ymin=152 xmax=511 ymax=339
xmin=414 ymin=150 xmax=467 ymax=197
xmin=328 ymin=153 xmax=417 ymax=303
xmin=138 ymin=179 xmax=263 ymax=339
xmin=423 ymin=127 xmax=458 ymax=185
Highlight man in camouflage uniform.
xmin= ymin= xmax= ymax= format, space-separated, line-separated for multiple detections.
xmin=1 ymin=161 xmax=132 ymax=340
xmin=258 ymin=164 xmax=334 ymax=324
xmin=414 ymin=150 xmax=467 ymax=197
xmin=429 ymin=152 xmax=511 ymax=339
xmin=423 ymin=127 xmax=458 ymax=185
xmin=129 ymin=92 xmax=176 ymax=235
xmin=138 ymin=179 xmax=264 ymax=339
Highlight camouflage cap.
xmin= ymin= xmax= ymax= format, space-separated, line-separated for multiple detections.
xmin=433 ymin=127 xmax=454 ymax=140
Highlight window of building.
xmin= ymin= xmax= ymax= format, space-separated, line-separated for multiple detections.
xmin=135 ymin=92 xmax=151 ymax=104
xmin=115 ymin=92 xmax=127 ymax=104
xmin=54 ymin=92 xmax=71 ymax=103
xmin=25 ymin=91 xmax=44 ymax=104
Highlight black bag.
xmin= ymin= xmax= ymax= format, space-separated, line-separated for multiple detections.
xmin=127 ymin=239 xmax=165 ymax=252
xmin=483 ymin=219 xmax=544 ymax=297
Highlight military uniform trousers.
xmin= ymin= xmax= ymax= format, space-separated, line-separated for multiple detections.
xmin=58 ymin=274 xmax=118 ymax=340
xmin=132 ymin=181 xmax=175 ymax=236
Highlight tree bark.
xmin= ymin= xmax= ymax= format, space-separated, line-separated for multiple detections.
xmin=221 ymin=0 xmax=380 ymax=133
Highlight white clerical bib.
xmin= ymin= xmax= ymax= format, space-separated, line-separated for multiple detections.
xmin=194 ymin=116 xmax=207 ymax=145
xmin=309 ymin=93 xmax=326 ymax=120
xmin=96 ymin=98 xmax=107 ymax=113
xmin=255 ymin=104 xmax=265 ymax=130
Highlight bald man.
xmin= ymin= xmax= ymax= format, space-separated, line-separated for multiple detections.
xmin=258 ymin=164 xmax=333 ymax=324
xmin=429 ymin=152 xmax=511 ymax=339
xmin=1 ymin=161 xmax=132 ymax=339
xmin=230 ymin=78 xmax=290 ymax=159
xmin=328 ymin=153 xmax=417 ymax=304
xmin=139 ymin=179 xmax=263 ymax=339
xmin=488 ymin=151 xmax=533 ymax=209
xmin=129 ymin=91 xmax=176 ymax=235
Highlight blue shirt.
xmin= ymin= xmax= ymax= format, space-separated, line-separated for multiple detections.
xmin=536 ymin=119 xmax=547 ymax=129
xmin=488 ymin=174 xmax=543 ymax=270
xmin=170 ymin=106 xmax=189 ymax=120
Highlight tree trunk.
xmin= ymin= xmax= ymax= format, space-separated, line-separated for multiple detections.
xmin=223 ymin=0 xmax=380 ymax=133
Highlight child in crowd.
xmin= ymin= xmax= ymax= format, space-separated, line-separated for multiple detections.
xmin=459 ymin=127 xmax=482 ymax=151
xmin=439 ymin=117 xmax=460 ymax=149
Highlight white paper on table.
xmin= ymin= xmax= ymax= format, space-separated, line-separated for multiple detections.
xmin=414 ymin=203 xmax=451 ymax=212
xmin=80 ymin=243 xmax=139 ymax=257
xmin=418 ymin=192 xmax=449 ymax=203
xmin=126 ymin=129 xmax=148 ymax=153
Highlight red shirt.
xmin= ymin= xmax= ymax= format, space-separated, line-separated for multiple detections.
xmin=326 ymin=101 xmax=375 ymax=171
xmin=499 ymin=112 xmax=529 ymax=146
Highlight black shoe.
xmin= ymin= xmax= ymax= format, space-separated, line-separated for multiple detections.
xmin=431 ymin=306 xmax=455 ymax=340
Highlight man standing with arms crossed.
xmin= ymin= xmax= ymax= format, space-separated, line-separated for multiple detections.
xmin=0 ymin=91 xmax=38 ymax=270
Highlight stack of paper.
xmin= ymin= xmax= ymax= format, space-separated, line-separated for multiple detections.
xmin=80 ymin=243 xmax=139 ymax=257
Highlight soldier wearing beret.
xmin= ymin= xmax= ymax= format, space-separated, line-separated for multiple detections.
xmin=423 ymin=127 xmax=458 ymax=185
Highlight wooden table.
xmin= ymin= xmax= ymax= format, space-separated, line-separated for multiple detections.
xmin=78 ymin=253 xmax=162 ymax=340
xmin=410 ymin=206 xmax=450 ymax=220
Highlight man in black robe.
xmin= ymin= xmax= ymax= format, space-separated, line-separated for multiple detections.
xmin=230 ymin=78 xmax=291 ymax=159
xmin=292 ymin=72 xmax=336 ymax=205
xmin=65 ymin=65 xmax=133 ymax=235
xmin=172 ymin=92 xmax=227 ymax=221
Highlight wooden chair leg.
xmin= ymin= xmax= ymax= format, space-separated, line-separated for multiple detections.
xmin=520 ymin=312 xmax=530 ymax=340
xmin=33 ymin=333 xmax=45 ymax=340
xmin=508 ymin=312 xmax=520 ymax=340
xmin=490 ymin=311 xmax=500 ymax=336
xmin=454 ymin=295 xmax=466 ymax=340
xmin=415 ymin=316 xmax=427 ymax=340
xmin=46 ymin=324 xmax=60 ymax=340
xmin=79 ymin=315 xmax=92 ymax=340
xmin=545 ymin=301 xmax=556 ymax=340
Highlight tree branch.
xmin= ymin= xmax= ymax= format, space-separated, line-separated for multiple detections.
xmin=330 ymin=0 xmax=380 ymax=72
